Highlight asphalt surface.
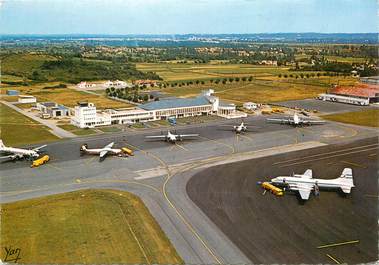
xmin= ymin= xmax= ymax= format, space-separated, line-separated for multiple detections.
xmin=275 ymin=99 xmax=376 ymax=114
xmin=1 ymin=111 xmax=378 ymax=264
xmin=186 ymin=137 xmax=378 ymax=264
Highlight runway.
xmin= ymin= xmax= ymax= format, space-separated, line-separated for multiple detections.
xmin=186 ymin=137 xmax=378 ymax=264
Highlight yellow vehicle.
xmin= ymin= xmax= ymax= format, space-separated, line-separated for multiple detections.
xmin=121 ymin=147 xmax=134 ymax=156
xmin=31 ymin=155 xmax=50 ymax=168
xmin=261 ymin=182 xmax=284 ymax=196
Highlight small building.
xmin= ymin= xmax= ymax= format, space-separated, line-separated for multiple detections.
xmin=103 ymin=80 xmax=132 ymax=89
xmin=7 ymin=89 xmax=19 ymax=96
xmin=18 ymin=95 xmax=36 ymax=104
xmin=36 ymin=102 xmax=70 ymax=118
xmin=243 ymin=102 xmax=259 ymax=110
xmin=77 ymin=82 xmax=96 ymax=89
xmin=317 ymin=94 xmax=370 ymax=106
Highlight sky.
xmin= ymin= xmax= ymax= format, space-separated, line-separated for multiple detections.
xmin=0 ymin=0 xmax=377 ymax=34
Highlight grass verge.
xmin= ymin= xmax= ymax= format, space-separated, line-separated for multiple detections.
xmin=0 ymin=103 xmax=59 ymax=146
xmin=321 ymin=109 xmax=379 ymax=127
xmin=1 ymin=189 xmax=183 ymax=264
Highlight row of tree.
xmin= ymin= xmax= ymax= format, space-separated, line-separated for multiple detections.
xmin=105 ymin=87 xmax=153 ymax=103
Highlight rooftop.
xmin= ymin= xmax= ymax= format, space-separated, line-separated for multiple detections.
xmin=140 ymin=96 xmax=211 ymax=111
xmin=332 ymin=83 xmax=379 ymax=98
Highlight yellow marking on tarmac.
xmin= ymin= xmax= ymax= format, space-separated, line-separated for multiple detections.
xmin=340 ymin=160 xmax=367 ymax=168
xmin=45 ymin=163 xmax=63 ymax=171
xmin=163 ymin=166 xmax=223 ymax=264
xmin=273 ymin=143 xmax=379 ymax=166
xmin=317 ymin=240 xmax=359 ymax=249
xmin=279 ymin=147 xmax=378 ymax=167
xmin=199 ymin=135 xmax=235 ymax=154
xmin=175 ymin=143 xmax=189 ymax=152
xmin=75 ymin=179 xmax=81 ymax=183
xmin=85 ymin=156 xmax=96 ymax=165
xmin=364 ymin=194 xmax=379 ymax=198
xmin=239 ymin=134 xmax=253 ymax=142
xmin=79 ymin=179 xmax=160 ymax=193
xmin=326 ymin=254 xmax=341 ymax=264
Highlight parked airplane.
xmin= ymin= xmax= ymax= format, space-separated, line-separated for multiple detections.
xmin=0 ymin=140 xmax=47 ymax=161
xmin=270 ymin=168 xmax=354 ymax=200
xmin=80 ymin=142 xmax=133 ymax=160
xmin=145 ymin=131 xmax=199 ymax=143
xmin=267 ymin=113 xmax=325 ymax=126
xmin=220 ymin=121 xmax=249 ymax=134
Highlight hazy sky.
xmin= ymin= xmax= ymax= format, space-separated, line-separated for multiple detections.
xmin=1 ymin=0 xmax=377 ymax=34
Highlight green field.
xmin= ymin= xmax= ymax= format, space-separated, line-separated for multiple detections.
xmin=57 ymin=124 xmax=98 ymax=136
xmin=322 ymin=109 xmax=379 ymax=127
xmin=137 ymin=63 xmax=290 ymax=82
xmin=0 ymin=103 xmax=59 ymax=146
xmin=1 ymin=189 xmax=183 ymax=264
xmin=2 ymin=83 xmax=133 ymax=109
xmin=162 ymin=79 xmax=327 ymax=103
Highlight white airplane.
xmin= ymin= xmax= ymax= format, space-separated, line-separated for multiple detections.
xmin=270 ymin=168 xmax=355 ymax=200
xmin=267 ymin=113 xmax=325 ymax=126
xmin=80 ymin=142 xmax=130 ymax=160
xmin=145 ymin=131 xmax=199 ymax=143
xmin=220 ymin=122 xmax=249 ymax=134
xmin=0 ymin=140 xmax=47 ymax=161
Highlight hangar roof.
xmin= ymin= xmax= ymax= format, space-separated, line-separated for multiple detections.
xmin=140 ymin=96 xmax=211 ymax=110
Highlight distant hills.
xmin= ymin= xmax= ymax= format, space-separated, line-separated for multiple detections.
xmin=2 ymin=33 xmax=378 ymax=46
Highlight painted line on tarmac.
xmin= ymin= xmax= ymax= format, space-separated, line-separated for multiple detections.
xmin=45 ymin=163 xmax=63 ymax=171
xmin=199 ymin=135 xmax=235 ymax=154
xmin=273 ymin=143 xmax=379 ymax=165
xmin=239 ymin=134 xmax=253 ymax=142
xmin=317 ymin=240 xmax=359 ymax=249
xmin=340 ymin=160 xmax=367 ymax=169
xmin=279 ymin=147 xmax=378 ymax=167
xmin=175 ymin=143 xmax=190 ymax=152
xmin=326 ymin=254 xmax=341 ymax=264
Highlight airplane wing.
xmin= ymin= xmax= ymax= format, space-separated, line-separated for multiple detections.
xmin=145 ymin=135 xmax=167 ymax=139
xmin=288 ymin=183 xmax=313 ymax=200
xmin=0 ymin=154 xmax=17 ymax=160
xmin=103 ymin=142 xmax=114 ymax=149
xmin=99 ymin=150 xmax=109 ymax=158
xmin=179 ymin=134 xmax=199 ymax=138
xmin=32 ymin=144 xmax=47 ymax=152
xmin=302 ymin=120 xmax=325 ymax=125
xmin=266 ymin=118 xmax=291 ymax=124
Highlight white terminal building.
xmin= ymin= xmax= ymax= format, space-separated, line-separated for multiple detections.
xmin=71 ymin=89 xmax=246 ymax=128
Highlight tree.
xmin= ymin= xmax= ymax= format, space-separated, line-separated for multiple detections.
xmin=242 ymin=77 xmax=247 ymax=82
xmin=195 ymin=80 xmax=200 ymax=84
xmin=105 ymin=88 xmax=110 ymax=95
xmin=248 ymin=76 xmax=253 ymax=82
xmin=210 ymin=79 xmax=214 ymax=83
xmin=278 ymin=74 xmax=282 ymax=78
xmin=229 ymin=77 xmax=234 ymax=82
xmin=283 ymin=74 xmax=288 ymax=78
xmin=300 ymin=73 xmax=304 ymax=78
xmin=201 ymin=80 xmax=205 ymax=85
xmin=235 ymin=77 xmax=240 ymax=82
xmin=222 ymin=79 xmax=227 ymax=84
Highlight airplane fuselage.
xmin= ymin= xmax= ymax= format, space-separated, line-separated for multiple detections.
xmin=272 ymin=176 xmax=350 ymax=190
xmin=82 ymin=148 xmax=123 ymax=156
xmin=0 ymin=146 xmax=38 ymax=158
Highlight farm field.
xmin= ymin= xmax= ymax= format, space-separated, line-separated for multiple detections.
xmin=2 ymin=83 xmax=133 ymax=109
xmin=322 ymin=109 xmax=379 ymax=127
xmin=162 ymin=79 xmax=328 ymax=103
xmin=0 ymin=103 xmax=59 ymax=146
xmin=137 ymin=63 xmax=290 ymax=81
xmin=1 ymin=189 xmax=183 ymax=264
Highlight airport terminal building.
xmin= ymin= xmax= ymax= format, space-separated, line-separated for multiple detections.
xmin=71 ymin=89 xmax=246 ymax=128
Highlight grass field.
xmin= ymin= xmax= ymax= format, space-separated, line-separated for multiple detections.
xmin=137 ymin=63 xmax=290 ymax=82
xmin=57 ymin=124 xmax=98 ymax=136
xmin=2 ymin=83 xmax=133 ymax=109
xmin=1 ymin=189 xmax=183 ymax=264
xmin=0 ymin=103 xmax=59 ymax=146
xmin=321 ymin=109 xmax=379 ymax=127
xmin=162 ymin=79 xmax=328 ymax=103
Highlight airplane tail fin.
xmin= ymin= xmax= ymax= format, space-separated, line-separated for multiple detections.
xmin=0 ymin=139 xmax=5 ymax=148
xmin=339 ymin=168 xmax=354 ymax=193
